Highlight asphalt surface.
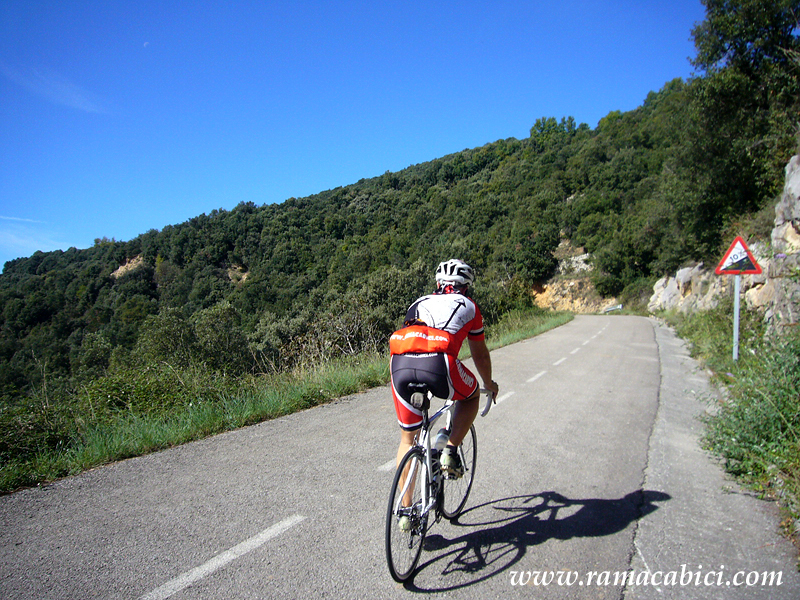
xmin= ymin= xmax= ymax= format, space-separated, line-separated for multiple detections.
xmin=1 ymin=315 xmax=798 ymax=599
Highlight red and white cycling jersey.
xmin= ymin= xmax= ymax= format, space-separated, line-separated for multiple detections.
xmin=389 ymin=291 xmax=486 ymax=430
xmin=389 ymin=292 xmax=485 ymax=357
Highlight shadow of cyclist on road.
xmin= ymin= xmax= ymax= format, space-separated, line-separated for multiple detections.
xmin=404 ymin=489 xmax=670 ymax=593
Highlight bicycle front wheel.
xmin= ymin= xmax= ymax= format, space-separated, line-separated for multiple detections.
xmin=385 ymin=448 xmax=427 ymax=582
xmin=440 ymin=424 xmax=476 ymax=519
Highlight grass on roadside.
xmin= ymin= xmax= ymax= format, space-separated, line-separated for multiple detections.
xmin=486 ymin=308 xmax=574 ymax=350
xmin=0 ymin=308 xmax=572 ymax=494
xmin=662 ymin=302 xmax=800 ymax=546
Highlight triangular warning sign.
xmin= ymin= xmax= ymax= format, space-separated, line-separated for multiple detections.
xmin=715 ymin=236 xmax=762 ymax=275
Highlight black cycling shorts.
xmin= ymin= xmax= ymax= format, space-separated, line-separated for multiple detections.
xmin=389 ymin=352 xmax=478 ymax=430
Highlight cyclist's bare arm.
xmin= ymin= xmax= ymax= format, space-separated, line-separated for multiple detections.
xmin=468 ymin=337 xmax=498 ymax=396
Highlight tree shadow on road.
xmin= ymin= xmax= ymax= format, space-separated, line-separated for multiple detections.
xmin=403 ymin=489 xmax=670 ymax=593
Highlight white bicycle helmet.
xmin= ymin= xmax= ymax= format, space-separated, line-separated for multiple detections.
xmin=435 ymin=259 xmax=475 ymax=287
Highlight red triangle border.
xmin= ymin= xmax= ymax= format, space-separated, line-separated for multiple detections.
xmin=715 ymin=236 xmax=763 ymax=275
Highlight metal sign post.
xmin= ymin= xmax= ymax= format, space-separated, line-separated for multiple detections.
xmin=732 ymin=274 xmax=740 ymax=361
xmin=714 ymin=236 xmax=762 ymax=361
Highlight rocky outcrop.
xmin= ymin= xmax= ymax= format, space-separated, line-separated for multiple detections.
xmin=111 ymin=254 xmax=144 ymax=278
xmin=762 ymin=155 xmax=800 ymax=334
xmin=533 ymin=240 xmax=620 ymax=313
xmin=556 ymin=253 xmax=592 ymax=276
xmin=648 ymin=154 xmax=800 ymax=335
xmin=648 ymin=263 xmax=728 ymax=314
xmin=773 ymin=154 xmax=800 ymax=254
xmin=533 ymin=278 xmax=620 ymax=314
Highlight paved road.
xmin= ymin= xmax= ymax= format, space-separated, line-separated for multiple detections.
xmin=1 ymin=316 xmax=798 ymax=599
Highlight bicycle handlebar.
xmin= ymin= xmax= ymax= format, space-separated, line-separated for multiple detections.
xmin=479 ymin=388 xmax=496 ymax=417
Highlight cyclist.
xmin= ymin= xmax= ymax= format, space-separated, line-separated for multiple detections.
xmin=390 ymin=259 xmax=499 ymax=478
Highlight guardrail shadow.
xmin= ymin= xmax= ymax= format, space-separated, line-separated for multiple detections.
xmin=403 ymin=489 xmax=670 ymax=593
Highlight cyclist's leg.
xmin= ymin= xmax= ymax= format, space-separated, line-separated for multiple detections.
xmin=447 ymin=388 xmax=479 ymax=447
xmin=389 ymin=355 xmax=424 ymax=461
xmin=397 ymin=429 xmax=421 ymax=511
xmin=397 ymin=428 xmax=418 ymax=468
xmin=444 ymin=356 xmax=480 ymax=447
xmin=441 ymin=423 xmax=477 ymax=518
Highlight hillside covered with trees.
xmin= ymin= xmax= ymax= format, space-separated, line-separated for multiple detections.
xmin=1 ymin=0 xmax=798 ymax=487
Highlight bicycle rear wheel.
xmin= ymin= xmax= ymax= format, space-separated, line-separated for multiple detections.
xmin=440 ymin=424 xmax=476 ymax=519
xmin=385 ymin=448 xmax=427 ymax=582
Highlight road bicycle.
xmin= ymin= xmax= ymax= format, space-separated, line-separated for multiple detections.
xmin=385 ymin=387 xmax=495 ymax=582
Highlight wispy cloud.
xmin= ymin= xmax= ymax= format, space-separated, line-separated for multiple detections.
xmin=0 ymin=220 xmax=66 ymax=266
xmin=0 ymin=215 xmax=47 ymax=224
xmin=1 ymin=62 xmax=108 ymax=114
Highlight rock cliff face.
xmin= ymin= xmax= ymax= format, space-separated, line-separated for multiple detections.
xmin=761 ymin=154 xmax=800 ymax=334
xmin=648 ymin=155 xmax=800 ymax=335
xmin=533 ymin=240 xmax=620 ymax=314
xmin=533 ymin=278 xmax=619 ymax=314
xmin=648 ymin=263 xmax=730 ymax=314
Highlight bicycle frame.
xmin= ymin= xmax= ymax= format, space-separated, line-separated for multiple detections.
xmin=393 ymin=397 xmax=454 ymax=523
xmin=386 ymin=388 xmax=495 ymax=581
xmin=393 ymin=389 xmax=494 ymax=523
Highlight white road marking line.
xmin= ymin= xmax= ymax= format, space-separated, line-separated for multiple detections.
xmin=495 ymin=391 xmax=515 ymax=404
xmin=570 ymin=347 xmax=581 ymax=355
xmin=553 ymin=357 xmax=566 ymax=366
xmin=378 ymin=459 xmax=396 ymax=472
xmin=527 ymin=371 xmax=547 ymax=383
xmin=139 ymin=514 xmax=306 ymax=600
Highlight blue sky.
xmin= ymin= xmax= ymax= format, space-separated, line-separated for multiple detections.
xmin=0 ymin=1 xmax=706 ymax=270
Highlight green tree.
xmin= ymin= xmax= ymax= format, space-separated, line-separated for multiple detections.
xmin=75 ymin=332 xmax=112 ymax=380
xmin=692 ymin=0 xmax=800 ymax=74
xmin=681 ymin=0 xmax=800 ymax=260
xmin=135 ymin=308 xmax=196 ymax=369
xmin=192 ymin=301 xmax=249 ymax=374
xmin=508 ymin=221 xmax=559 ymax=284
